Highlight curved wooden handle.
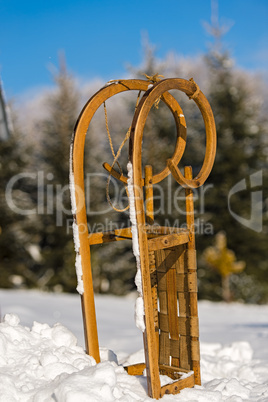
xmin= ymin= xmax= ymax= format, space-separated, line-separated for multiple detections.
xmin=166 ymin=82 xmax=216 ymax=188
xmin=130 ymin=78 xmax=216 ymax=189
xmin=167 ymin=159 xmax=203 ymax=188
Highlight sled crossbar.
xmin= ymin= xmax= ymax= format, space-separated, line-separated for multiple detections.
xmin=88 ymin=226 xmax=189 ymax=246
xmin=124 ymin=362 xmax=195 ymax=397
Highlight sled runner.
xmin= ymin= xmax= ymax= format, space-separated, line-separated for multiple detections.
xmin=70 ymin=78 xmax=216 ymax=399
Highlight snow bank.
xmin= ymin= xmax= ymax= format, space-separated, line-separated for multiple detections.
xmin=1 ymin=313 xmax=267 ymax=401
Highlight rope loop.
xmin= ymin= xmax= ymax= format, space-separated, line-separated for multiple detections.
xmin=104 ymin=90 xmax=142 ymax=212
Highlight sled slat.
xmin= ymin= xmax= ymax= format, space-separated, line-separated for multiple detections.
xmin=159 ymin=331 xmax=170 ymax=365
xmin=166 ymin=261 xmax=180 ymax=367
xmin=178 ymin=316 xmax=199 ymax=337
xmin=159 ymin=364 xmax=193 ymax=377
xmin=149 ymin=251 xmax=159 ymax=343
xmin=158 ymin=312 xmax=169 ymax=332
xmin=179 ymin=335 xmax=191 ymax=370
xmin=160 ymin=373 xmax=195 ymax=397
xmin=176 ymin=272 xmax=198 ymax=293
xmin=169 ymin=339 xmax=180 ymax=359
xmin=148 ymin=232 xmax=189 ymax=252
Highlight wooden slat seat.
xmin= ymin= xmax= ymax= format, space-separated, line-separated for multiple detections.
xmin=146 ymin=224 xmax=200 ymax=395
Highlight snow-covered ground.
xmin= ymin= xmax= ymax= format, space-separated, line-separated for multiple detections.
xmin=0 ymin=289 xmax=268 ymax=401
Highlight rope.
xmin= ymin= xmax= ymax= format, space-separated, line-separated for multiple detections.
xmin=143 ymin=73 xmax=164 ymax=83
xmin=104 ymin=102 xmax=123 ymax=175
xmin=104 ymin=91 xmax=142 ymax=212
xmin=188 ymin=77 xmax=200 ymax=100
xmin=104 ymin=73 xmax=164 ymax=212
xmin=143 ymin=73 xmax=164 ymax=109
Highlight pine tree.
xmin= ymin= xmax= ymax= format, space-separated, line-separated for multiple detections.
xmin=0 ymin=111 xmax=41 ymax=288
xmin=36 ymin=59 xmax=81 ymax=292
xmin=197 ymin=49 xmax=268 ymax=302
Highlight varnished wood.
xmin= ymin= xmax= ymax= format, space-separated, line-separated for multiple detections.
xmin=103 ymin=162 xmax=128 ymax=184
xmin=166 ymin=263 xmax=180 ymax=367
xmin=145 ymin=166 xmax=160 ymax=358
xmin=148 ymin=232 xmax=189 ymax=251
xmin=128 ymin=79 xmax=214 ymax=397
xmin=155 ymin=249 xmax=168 ymax=368
xmin=157 ymin=314 xmax=200 ymax=338
xmin=149 ymin=251 xmax=159 ymax=341
xmin=147 ymin=226 xmax=188 ymax=236
xmin=72 ymin=79 xmax=185 ymax=363
xmin=124 ymin=363 xmax=146 ymax=376
xmin=72 ymin=77 xmax=217 ymax=398
xmin=176 ymin=272 xmax=198 ymax=292
xmin=88 ymin=227 xmax=132 ymax=245
xmin=159 ymin=364 xmax=192 ymax=377
xmin=145 ymin=165 xmax=154 ymax=225
xmin=160 ymin=373 xmax=195 ymax=397
xmin=88 ymin=226 xmax=189 ymax=246
xmin=132 ymin=158 xmax=162 ymax=399
xmin=128 ymin=78 xmax=216 ymax=188
xmin=185 ymin=166 xmax=201 ymax=385
xmin=102 ymin=87 xmax=187 ymax=186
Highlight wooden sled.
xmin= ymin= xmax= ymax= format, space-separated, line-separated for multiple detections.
xmin=70 ymin=78 xmax=216 ymax=399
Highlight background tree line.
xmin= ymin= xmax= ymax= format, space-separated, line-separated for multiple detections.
xmin=0 ymin=45 xmax=267 ymax=302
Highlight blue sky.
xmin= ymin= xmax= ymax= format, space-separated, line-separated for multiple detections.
xmin=0 ymin=0 xmax=267 ymax=97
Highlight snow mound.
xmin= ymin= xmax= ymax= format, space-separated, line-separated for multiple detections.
xmin=0 ymin=314 xmax=268 ymax=401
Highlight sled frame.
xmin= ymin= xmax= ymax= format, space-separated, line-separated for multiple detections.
xmin=71 ymin=79 xmax=187 ymax=363
xmin=124 ymin=79 xmax=216 ymax=398
xmin=71 ymin=78 xmax=216 ymax=399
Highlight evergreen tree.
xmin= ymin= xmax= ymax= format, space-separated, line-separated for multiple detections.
xmin=197 ymin=49 xmax=268 ymax=302
xmin=36 ymin=60 xmax=81 ymax=292
xmin=0 ymin=111 xmax=41 ymax=288
xmin=3 ymin=43 xmax=266 ymax=301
